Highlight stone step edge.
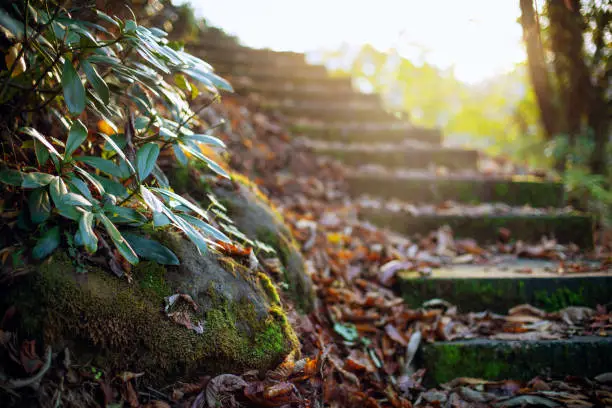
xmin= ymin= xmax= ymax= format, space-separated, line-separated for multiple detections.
xmin=360 ymin=210 xmax=593 ymax=247
xmin=419 ymin=336 xmax=612 ymax=386
xmin=349 ymin=176 xmax=564 ymax=208
xmin=398 ymin=271 xmax=610 ymax=313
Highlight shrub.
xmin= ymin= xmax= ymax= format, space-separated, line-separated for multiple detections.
xmin=0 ymin=2 xmax=236 ymax=270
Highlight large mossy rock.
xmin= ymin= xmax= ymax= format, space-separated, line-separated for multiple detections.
xmin=1 ymin=231 xmax=298 ymax=384
xmin=170 ymin=167 xmax=315 ymax=312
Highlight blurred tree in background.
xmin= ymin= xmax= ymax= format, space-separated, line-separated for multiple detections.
xmin=520 ymin=0 xmax=610 ymax=174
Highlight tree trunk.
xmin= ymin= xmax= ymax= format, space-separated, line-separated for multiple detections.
xmin=519 ymin=0 xmax=560 ymax=143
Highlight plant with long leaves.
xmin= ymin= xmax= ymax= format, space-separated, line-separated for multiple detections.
xmin=0 ymin=2 xmax=240 ymax=272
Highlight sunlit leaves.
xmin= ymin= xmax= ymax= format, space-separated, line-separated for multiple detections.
xmin=22 ymin=172 xmax=54 ymax=188
xmin=1 ymin=4 xmax=240 ymax=268
xmin=78 ymin=211 xmax=98 ymax=254
xmin=61 ymin=60 xmax=86 ymax=115
xmin=180 ymin=143 xmax=230 ymax=179
xmin=97 ymin=213 xmax=138 ymax=265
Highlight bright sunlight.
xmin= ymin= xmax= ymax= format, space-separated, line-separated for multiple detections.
xmin=179 ymin=0 xmax=528 ymax=84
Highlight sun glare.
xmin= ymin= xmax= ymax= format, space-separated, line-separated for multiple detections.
xmin=181 ymin=0 xmax=528 ymax=84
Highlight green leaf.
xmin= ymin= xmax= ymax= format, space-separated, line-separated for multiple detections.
xmin=78 ymin=211 xmax=98 ymax=254
xmin=136 ymin=143 xmax=159 ymax=180
xmin=333 ymin=322 xmax=359 ymax=342
xmin=65 ymin=120 xmax=88 ymax=157
xmin=162 ymin=207 xmax=208 ymax=254
xmin=82 ymin=60 xmax=109 ymax=104
xmin=49 ymin=177 xmax=81 ymax=221
xmin=153 ymin=212 xmax=171 ymax=227
xmin=122 ymin=232 xmax=179 ymax=265
xmin=180 ymin=143 xmax=230 ymax=179
xmin=97 ymin=213 xmax=139 ymax=265
xmin=173 ymin=144 xmax=188 ymax=166
xmin=22 ymin=172 xmax=55 ymax=188
xmin=33 ymin=226 xmax=60 ymax=260
xmin=0 ymin=169 xmax=24 ymax=186
xmin=95 ymin=10 xmax=120 ymax=28
xmin=124 ymin=19 xmax=137 ymax=33
xmin=29 ymin=188 xmax=51 ymax=224
xmin=67 ymin=175 xmax=94 ymax=201
xmin=140 ymin=185 xmax=163 ymax=213
xmin=34 ymin=139 xmax=50 ymax=166
xmin=76 ymin=156 xmax=124 ymax=178
xmin=104 ymin=205 xmax=147 ymax=226
xmin=20 ymin=127 xmax=63 ymax=160
xmin=62 ymin=60 xmax=86 ymax=115
xmin=89 ymin=173 xmax=126 ymax=197
xmin=178 ymin=213 xmax=231 ymax=244
xmin=186 ymin=134 xmax=226 ymax=148
xmin=150 ymin=188 xmax=210 ymax=221
xmin=98 ymin=133 xmax=136 ymax=176
xmin=61 ymin=192 xmax=92 ymax=207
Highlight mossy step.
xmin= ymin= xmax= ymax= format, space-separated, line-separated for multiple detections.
xmin=314 ymin=147 xmax=478 ymax=170
xmin=291 ymin=124 xmax=443 ymax=145
xmin=349 ymin=175 xmax=564 ymax=206
xmin=398 ymin=263 xmax=609 ymax=312
xmin=420 ymin=336 xmax=612 ymax=385
xmin=361 ymin=211 xmax=593 ymax=247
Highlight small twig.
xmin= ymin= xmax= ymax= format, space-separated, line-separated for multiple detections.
xmin=5 ymin=346 xmax=52 ymax=389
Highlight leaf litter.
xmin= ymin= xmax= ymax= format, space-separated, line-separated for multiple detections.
xmin=2 ymin=91 xmax=612 ymax=407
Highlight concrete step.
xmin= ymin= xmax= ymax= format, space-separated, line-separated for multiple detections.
xmin=235 ymin=80 xmax=378 ymax=103
xmin=312 ymin=145 xmax=478 ymax=170
xmin=265 ymin=100 xmax=394 ymax=121
xmin=348 ymin=173 xmax=564 ymax=207
xmin=361 ymin=210 xmax=593 ymax=247
xmin=190 ymin=46 xmax=307 ymax=67
xmin=222 ymin=70 xmax=354 ymax=89
xmin=213 ymin=62 xmax=330 ymax=81
xmin=398 ymin=262 xmax=608 ymax=312
xmin=292 ymin=123 xmax=443 ymax=145
xmin=420 ymin=336 xmax=612 ymax=385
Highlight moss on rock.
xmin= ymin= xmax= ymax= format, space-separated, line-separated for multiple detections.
xmin=167 ymin=166 xmax=315 ymax=313
xmin=0 ymin=232 xmax=299 ymax=385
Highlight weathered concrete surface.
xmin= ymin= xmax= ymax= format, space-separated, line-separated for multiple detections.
xmin=420 ymin=336 xmax=612 ymax=385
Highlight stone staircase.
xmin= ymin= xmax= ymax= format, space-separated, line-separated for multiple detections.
xmin=186 ymin=30 xmax=612 ymax=383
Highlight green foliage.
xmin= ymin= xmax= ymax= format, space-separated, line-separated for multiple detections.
xmin=0 ymin=1 xmax=236 ymax=267
xmin=323 ymin=45 xmax=548 ymax=167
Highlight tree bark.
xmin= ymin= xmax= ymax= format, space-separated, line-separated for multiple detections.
xmin=519 ymin=0 xmax=560 ymax=142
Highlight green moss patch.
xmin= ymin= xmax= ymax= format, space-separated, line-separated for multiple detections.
xmin=0 ymin=247 xmax=297 ymax=385
xmin=421 ymin=337 xmax=612 ymax=385
xmin=398 ymin=274 xmax=612 ymax=313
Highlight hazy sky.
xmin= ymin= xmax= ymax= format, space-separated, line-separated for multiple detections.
xmin=178 ymin=0 xmax=529 ymax=84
